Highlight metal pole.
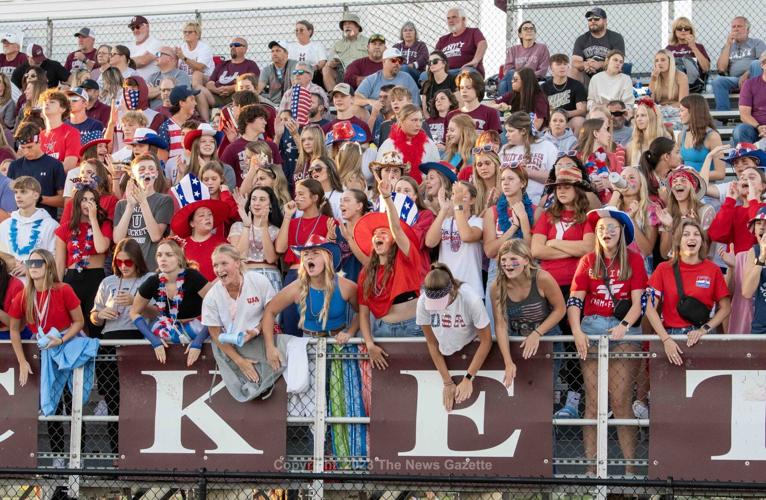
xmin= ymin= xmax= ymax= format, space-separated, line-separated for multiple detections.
xmin=67 ymin=366 xmax=84 ymax=498
xmin=46 ymin=18 xmax=53 ymax=58
xmin=197 ymin=468 xmax=207 ymax=500
xmin=311 ymin=338 xmax=327 ymax=500
xmin=595 ymin=336 xmax=610 ymax=500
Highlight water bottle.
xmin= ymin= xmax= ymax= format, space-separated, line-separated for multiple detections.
xmin=219 ymin=331 xmax=246 ymax=347
xmin=609 ymin=172 xmax=627 ymax=190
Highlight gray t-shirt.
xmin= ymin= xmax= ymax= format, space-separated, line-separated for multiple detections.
xmin=113 ymin=193 xmax=174 ymax=270
xmin=728 ymin=38 xmax=766 ymax=77
xmin=612 ymin=124 xmax=633 ymax=146
xmin=258 ymin=60 xmax=298 ymax=107
xmin=92 ymin=273 xmax=153 ymax=335
xmin=147 ymin=68 xmax=192 ymax=108
xmin=357 ymin=70 xmax=421 ymax=106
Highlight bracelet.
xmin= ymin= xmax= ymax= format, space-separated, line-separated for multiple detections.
xmin=756 ymin=259 xmax=766 ymax=266
xmin=531 ymin=329 xmax=541 ymax=337
xmin=444 ymin=381 xmax=455 ymax=387
xmin=566 ymin=296 xmax=584 ymax=310
xmin=661 ymin=336 xmax=671 ymax=343
xmin=382 ymin=194 xmax=391 ymax=200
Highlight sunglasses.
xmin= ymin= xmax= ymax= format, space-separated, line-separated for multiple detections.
xmin=501 ymin=161 xmax=523 ymax=170
xmin=25 ymin=259 xmax=45 ymax=268
xmin=676 ymin=26 xmax=692 ymax=32
xmin=308 ymin=165 xmax=325 ymax=173
xmin=428 ymin=58 xmax=443 ymax=66
xmin=131 ymin=26 xmax=143 ymax=31
xmin=115 ymin=258 xmax=135 ymax=268
xmin=521 ymin=26 xmax=536 ymax=31
xmin=292 ymin=69 xmax=309 ymax=76
xmin=472 ymin=144 xmax=496 ymax=154
xmin=183 ymin=30 xmax=197 ymax=34
xmin=157 ymin=52 xmax=174 ymax=58
xmin=611 ymin=111 xmax=625 ymax=117
xmin=587 ymin=17 xmax=602 ymax=22
xmin=389 ymin=58 xmax=403 ymax=64
xmin=68 ymin=96 xmax=83 ymax=102
xmin=229 ymin=42 xmax=244 ymax=48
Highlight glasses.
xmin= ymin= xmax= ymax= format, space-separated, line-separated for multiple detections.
xmin=229 ymin=42 xmax=244 ymax=48
xmin=501 ymin=161 xmax=522 ymax=170
xmin=115 ymin=258 xmax=135 ymax=268
xmin=596 ymin=224 xmax=621 ymax=234
xmin=587 ymin=17 xmax=602 ymax=22
xmin=389 ymin=58 xmax=403 ymax=64
xmin=557 ymin=150 xmax=578 ymax=158
xmin=472 ymin=145 xmax=495 ymax=154
xmin=131 ymin=26 xmax=143 ymax=32
xmin=676 ymin=26 xmax=692 ymax=32
xmin=611 ymin=111 xmax=625 ymax=117
xmin=25 ymin=259 xmax=45 ymax=268
xmin=428 ymin=59 xmax=443 ymax=66
xmin=183 ymin=30 xmax=197 ymax=34
xmin=292 ymin=69 xmax=309 ymax=76
xmin=521 ymin=26 xmax=536 ymax=31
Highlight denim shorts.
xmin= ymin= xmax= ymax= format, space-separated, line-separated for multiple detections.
xmin=372 ymin=316 xmax=423 ymax=338
xmin=666 ymin=326 xmax=695 ymax=335
xmin=246 ymin=267 xmax=283 ymax=293
xmin=581 ymin=315 xmax=642 ymax=349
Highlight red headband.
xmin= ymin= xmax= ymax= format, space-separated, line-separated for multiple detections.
xmin=636 ymin=96 xmax=656 ymax=110
xmin=669 ymin=169 xmax=698 ymax=189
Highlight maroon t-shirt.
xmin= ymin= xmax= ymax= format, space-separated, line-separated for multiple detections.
xmin=64 ymin=49 xmax=97 ymax=71
xmin=444 ymin=106 xmax=501 ymax=141
xmin=343 ymin=57 xmax=383 ymax=89
xmin=435 ymin=27 xmax=486 ymax=76
xmin=210 ymin=59 xmax=261 ymax=87
xmin=665 ymin=43 xmax=710 ymax=63
xmin=321 ymin=117 xmax=372 ymax=144
xmin=219 ymin=136 xmax=282 ymax=185
xmin=0 ymin=52 xmax=28 ymax=78
xmin=86 ymin=99 xmax=111 ymax=128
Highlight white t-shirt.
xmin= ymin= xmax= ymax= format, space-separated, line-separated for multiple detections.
xmin=437 ymin=215 xmax=484 ymax=296
xmin=0 ymin=208 xmax=59 ymax=261
xmin=499 ymin=139 xmax=559 ymax=204
xmin=416 ymin=284 xmax=490 ymax=356
xmin=127 ymin=35 xmax=163 ymax=81
xmin=287 ymin=41 xmax=328 ymax=68
xmin=201 ymin=272 xmax=277 ymax=335
xmin=325 ymin=190 xmax=343 ymax=222
xmin=179 ymin=40 xmax=215 ymax=77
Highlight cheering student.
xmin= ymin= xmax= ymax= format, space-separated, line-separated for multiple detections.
xmin=568 ymin=208 xmax=647 ymax=477
xmin=741 ymin=207 xmax=766 ymax=334
xmin=419 ymin=263 xmax=492 ymax=411
xmin=645 ymin=220 xmax=731 ymax=365
xmin=657 ymin=166 xmax=712 ymax=258
xmin=130 ymin=239 xmax=213 ymax=367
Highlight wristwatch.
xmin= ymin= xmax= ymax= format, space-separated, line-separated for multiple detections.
xmin=464 ymin=372 xmax=473 ymax=381
xmin=620 ymin=319 xmax=630 ymax=328
xmin=702 ymin=324 xmax=712 ymax=333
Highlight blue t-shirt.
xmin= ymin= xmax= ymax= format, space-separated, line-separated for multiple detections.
xmin=7 ymin=154 xmax=65 ymax=218
xmin=357 ymin=70 xmax=421 ymax=106
xmin=67 ymin=117 xmax=105 ymax=144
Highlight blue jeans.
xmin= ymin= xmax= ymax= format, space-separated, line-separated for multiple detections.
xmin=750 ymin=59 xmax=763 ymax=79
xmin=280 ymin=268 xmax=302 ymax=337
xmin=732 ymin=123 xmax=760 ymax=145
xmin=581 ymin=314 xmax=642 ymax=349
xmin=372 ymin=316 xmax=422 ymax=337
xmin=712 ymin=75 xmax=740 ymax=111
xmin=498 ymin=69 xmax=515 ymax=96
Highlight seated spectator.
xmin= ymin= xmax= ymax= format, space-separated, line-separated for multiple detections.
xmin=79 ymin=79 xmax=109 ymax=126
xmin=666 ymin=17 xmax=710 ymax=94
xmin=712 ymin=16 xmax=766 ymax=111
xmin=39 ymin=89 xmax=81 ymax=171
xmin=607 ymin=100 xmax=632 ymax=147
xmin=65 ymin=87 xmax=104 ymax=144
xmin=542 ymin=108 xmax=578 ymax=153
xmin=394 ymin=22 xmax=429 ymax=83
xmin=570 ymin=7 xmax=625 ymax=83
xmin=126 ymin=16 xmax=162 ymax=81
xmin=576 ymin=117 xmax=625 ymax=203
xmin=442 ymin=113 xmax=476 ymax=172
xmin=323 ymin=12 xmax=368 ymax=90
xmin=733 ymin=53 xmax=766 ymax=145
xmin=257 ymin=41 xmax=298 ymax=108
xmin=369 ymin=84 xmax=395 ymax=141
xmin=98 ymin=67 xmax=124 ymax=105
xmin=221 ymin=104 xmax=282 ymax=184
xmin=90 ymin=44 xmax=111 ymax=81
xmin=375 ymin=85 xmax=432 ymax=145
xmin=354 ymin=48 xmax=421 ymax=109
xmin=421 ymin=50 xmax=456 ymax=119
xmin=152 ymin=77 xmax=175 ymax=118
xmin=638 ymin=136 xmax=681 ymax=200
xmin=176 ymin=21 xmax=214 ymax=83
xmin=343 ymin=34 xmax=385 ymax=90
xmin=587 ymin=50 xmax=633 ymax=110
xmin=0 ymin=74 xmax=13 ymax=131
xmin=678 ymin=94 xmax=725 ymax=180
xmin=626 ymin=97 xmax=669 ymax=165
xmin=435 ymin=7 xmax=487 ymax=76
xmin=65 ymin=27 xmax=97 ymax=73
xmin=444 ymin=71 xmax=501 ymax=140
xmin=649 ymin=49 xmax=689 ymax=129
xmin=9 ymin=123 xmax=65 ymax=218
xmin=491 ymin=67 xmax=549 ymax=130
xmin=277 ymin=62 xmax=329 ymax=118
xmin=157 ymin=85 xmax=199 ymax=160
xmin=498 ymin=20 xmax=550 ymax=95
xmin=287 ymin=20 xmax=327 ymax=80
xmin=0 ymin=32 xmax=28 ymax=88
xmin=11 ymin=44 xmax=69 ymax=90
xmin=205 ymin=37 xmax=260 ymax=107
xmin=542 ymin=53 xmax=587 ymax=134
xmin=425 ymin=89 xmax=458 ymax=147
xmin=147 ymin=47 xmax=191 ymax=109
xmin=102 ymin=45 xmax=136 ymax=82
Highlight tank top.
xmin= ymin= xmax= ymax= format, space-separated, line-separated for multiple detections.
xmin=751 ymin=246 xmax=766 ymax=334
xmin=679 ymin=127 xmax=711 ymax=171
xmin=504 ymin=270 xmax=552 ymax=337
xmin=302 ymin=279 xmax=348 ymax=333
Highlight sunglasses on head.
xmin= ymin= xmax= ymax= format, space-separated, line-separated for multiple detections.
xmin=229 ymin=42 xmax=244 ymax=48
xmin=115 ymin=258 xmax=135 ymax=268
xmin=472 ymin=144 xmax=496 ymax=154
xmin=557 ymin=150 xmax=578 ymax=158
xmin=587 ymin=16 xmax=601 ymax=22
xmin=25 ymin=259 xmax=45 ymax=269
xmin=292 ymin=69 xmax=309 ymax=76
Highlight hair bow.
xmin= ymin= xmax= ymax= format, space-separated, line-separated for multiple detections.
xmin=636 ymin=96 xmax=656 ymax=110
xmin=72 ymin=176 xmax=99 ymax=191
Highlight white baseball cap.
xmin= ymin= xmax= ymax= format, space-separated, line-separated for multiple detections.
xmin=2 ymin=32 xmax=22 ymax=46
xmin=382 ymin=48 xmax=403 ymax=60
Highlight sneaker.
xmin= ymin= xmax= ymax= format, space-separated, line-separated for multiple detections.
xmin=554 ymin=404 xmax=580 ymax=419
xmin=94 ymin=399 xmax=108 ymax=417
xmin=52 ymin=458 xmax=67 ymax=469
xmin=632 ymin=400 xmax=649 ymax=419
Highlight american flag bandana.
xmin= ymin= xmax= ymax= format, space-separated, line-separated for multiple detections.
xmin=79 ymin=129 xmax=104 ymax=145
xmin=124 ymin=88 xmax=140 ymax=110
xmin=290 ymin=84 xmax=311 ymax=126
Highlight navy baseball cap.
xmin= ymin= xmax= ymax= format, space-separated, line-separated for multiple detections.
xmin=585 ymin=7 xmax=607 ymax=18
xmin=169 ymin=85 xmax=200 ymax=106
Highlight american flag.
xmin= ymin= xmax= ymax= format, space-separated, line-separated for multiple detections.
xmin=79 ymin=129 xmax=104 ymax=145
xmin=289 ymin=85 xmax=311 ymax=126
xmin=124 ymin=88 xmax=140 ymax=110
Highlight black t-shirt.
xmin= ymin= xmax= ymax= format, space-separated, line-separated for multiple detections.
xmin=11 ymin=59 xmax=70 ymax=89
xmin=542 ymin=77 xmax=588 ymax=112
xmin=7 ymin=154 xmax=65 ymax=218
xmin=572 ymin=30 xmax=625 ymax=63
xmin=138 ymin=268 xmax=208 ymax=320
xmin=422 ymin=76 xmax=457 ymax=117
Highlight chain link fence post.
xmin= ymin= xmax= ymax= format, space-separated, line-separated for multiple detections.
xmin=67 ymin=366 xmax=85 ymax=498
xmin=596 ymin=336 xmax=610 ymax=490
xmin=197 ymin=468 xmax=207 ymax=500
xmin=46 ymin=18 xmax=53 ymax=57
xmin=311 ymin=338 xmax=327 ymax=500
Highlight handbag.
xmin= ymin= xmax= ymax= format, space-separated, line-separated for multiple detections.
xmin=672 ymin=262 xmax=711 ymax=328
xmin=601 ymin=264 xmax=641 ymax=327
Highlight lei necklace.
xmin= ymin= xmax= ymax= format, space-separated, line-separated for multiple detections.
xmin=9 ymin=219 xmax=43 ymax=257
xmin=153 ymin=270 xmax=186 ymax=340
xmin=70 ymin=227 xmax=94 ymax=273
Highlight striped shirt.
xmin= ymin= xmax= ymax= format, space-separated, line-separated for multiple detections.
xmin=157 ymin=117 xmax=184 ymax=159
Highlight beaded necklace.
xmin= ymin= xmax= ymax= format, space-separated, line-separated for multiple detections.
xmin=152 ymin=270 xmax=186 ymax=340
xmin=294 ymin=214 xmax=322 ymax=246
xmin=70 ymin=227 xmax=94 ymax=272
xmin=9 ymin=218 xmax=43 ymax=257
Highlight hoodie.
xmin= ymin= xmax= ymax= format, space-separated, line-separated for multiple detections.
xmin=542 ymin=128 xmax=577 ymax=154
xmin=113 ymin=76 xmax=159 ymax=152
xmin=0 ymin=208 xmax=59 ymax=261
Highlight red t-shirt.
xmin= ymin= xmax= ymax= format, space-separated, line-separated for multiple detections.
xmin=648 ymin=259 xmax=729 ymax=328
xmin=54 ymin=220 xmax=113 ymax=267
xmin=1 ymin=277 xmax=24 ymax=330
xmin=60 ymin=194 xmax=118 ymax=227
xmin=219 ymin=137 xmax=282 ymax=186
xmin=8 ymin=283 xmax=81 ymax=334
xmin=708 ymin=198 xmax=763 ymax=254
xmin=444 ymin=106 xmax=501 ymax=142
xmin=435 ymin=27 xmax=486 ymax=75
xmin=183 ymin=233 xmax=228 ymax=281
xmin=410 ymin=209 xmax=434 ymax=278
xmin=343 ymin=57 xmax=384 ymax=89
xmin=284 ymin=215 xmax=332 ymax=266
xmin=40 ymin=123 xmax=81 ymax=164
xmin=571 ymin=250 xmax=648 ymax=317
xmin=532 ymin=210 xmax=593 ymax=286
xmin=357 ymin=245 xmax=423 ymax=319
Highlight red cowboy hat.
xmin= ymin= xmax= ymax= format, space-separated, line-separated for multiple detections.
xmin=183 ymin=123 xmax=224 ymax=151
xmin=352 ymin=212 xmax=419 ymax=257
xmin=79 ymin=138 xmax=111 ymax=158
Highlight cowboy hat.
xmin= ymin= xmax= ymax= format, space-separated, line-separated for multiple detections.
xmin=369 ymin=150 xmax=411 ymax=175
xmin=291 ymin=234 xmax=341 ymax=270
xmin=183 ymin=123 xmax=224 ymax=151
xmin=587 ymin=208 xmax=635 ymax=246
xmin=353 ymin=212 xmax=419 ymax=257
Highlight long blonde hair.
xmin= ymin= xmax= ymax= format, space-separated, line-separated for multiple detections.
xmin=24 ymin=249 xmax=60 ymax=325
xmin=444 ymin=114 xmax=477 ymax=168
xmin=492 ymin=239 xmax=539 ymax=308
xmin=615 ymin=166 xmax=651 ymax=231
xmin=626 ymin=101 xmax=667 ymax=165
xmin=296 ymin=125 xmax=327 ymax=176
xmin=473 ymin=151 xmax=501 ymax=214
xmin=652 ymin=50 xmax=679 ymax=104
xmin=297 ymin=249 xmax=336 ymax=331
xmin=335 ymin=141 xmax=365 ymax=189
xmin=592 ymin=218 xmax=632 ymax=282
